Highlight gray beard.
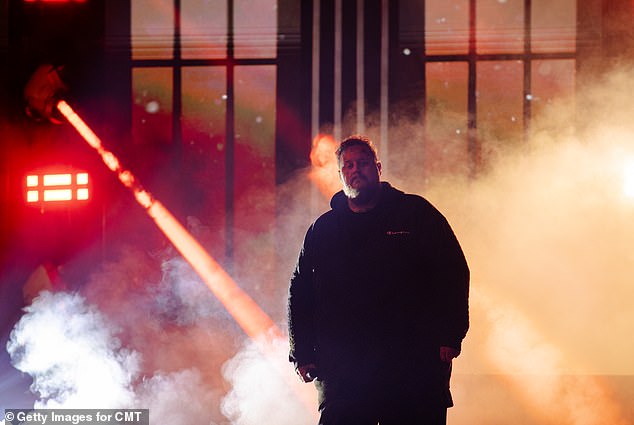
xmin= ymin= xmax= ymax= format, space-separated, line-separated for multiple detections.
xmin=342 ymin=184 xmax=360 ymax=199
xmin=343 ymin=183 xmax=380 ymax=205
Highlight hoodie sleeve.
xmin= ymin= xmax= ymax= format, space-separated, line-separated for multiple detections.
xmin=430 ymin=210 xmax=470 ymax=352
xmin=287 ymin=224 xmax=317 ymax=366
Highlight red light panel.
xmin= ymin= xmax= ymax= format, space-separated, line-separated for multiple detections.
xmin=25 ymin=172 xmax=91 ymax=206
xmin=23 ymin=0 xmax=87 ymax=3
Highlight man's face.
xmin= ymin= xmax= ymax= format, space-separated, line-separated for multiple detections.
xmin=338 ymin=145 xmax=382 ymax=199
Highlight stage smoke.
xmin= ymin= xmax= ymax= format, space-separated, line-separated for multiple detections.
xmin=5 ymin=60 xmax=634 ymax=425
xmin=419 ymin=64 xmax=634 ymax=425
xmin=6 ymin=291 xmax=139 ymax=408
xmin=221 ymin=337 xmax=317 ymax=425
xmin=135 ymin=369 xmax=218 ymax=424
xmin=5 ymin=241 xmax=315 ymax=424
xmin=6 ymin=289 xmax=219 ymax=421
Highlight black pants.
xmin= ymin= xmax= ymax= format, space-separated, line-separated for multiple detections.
xmin=315 ymin=368 xmax=451 ymax=425
xmin=318 ymin=397 xmax=447 ymax=425
xmin=314 ymin=346 xmax=453 ymax=425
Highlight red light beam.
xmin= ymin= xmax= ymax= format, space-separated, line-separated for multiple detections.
xmin=56 ymin=100 xmax=281 ymax=341
xmin=55 ymin=100 xmax=319 ymax=417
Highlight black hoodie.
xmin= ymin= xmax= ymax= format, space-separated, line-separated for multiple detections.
xmin=288 ymin=182 xmax=469 ymax=403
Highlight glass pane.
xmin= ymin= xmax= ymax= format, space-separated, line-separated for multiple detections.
xmin=234 ymin=0 xmax=277 ymax=58
xmin=531 ymin=0 xmax=576 ymax=53
xmin=425 ymin=0 xmax=469 ymax=55
xmin=131 ymin=0 xmax=174 ymax=59
xmin=399 ymin=0 xmax=424 ymax=48
xmin=233 ymin=65 xmax=276 ymax=295
xmin=181 ymin=0 xmax=228 ymax=59
xmin=132 ymin=68 xmax=173 ymax=146
xmin=182 ymin=67 xmax=227 ymax=260
xmin=477 ymin=0 xmax=524 ymax=54
xmin=477 ymin=61 xmax=524 ymax=148
xmin=530 ymin=59 xmax=575 ymax=122
xmin=425 ymin=62 xmax=469 ymax=178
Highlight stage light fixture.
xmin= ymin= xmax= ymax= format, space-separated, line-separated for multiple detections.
xmin=23 ymin=0 xmax=87 ymax=4
xmin=25 ymin=171 xmax=91 ymax=206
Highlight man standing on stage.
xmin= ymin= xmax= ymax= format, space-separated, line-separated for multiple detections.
xmin=288 ymin=135 xmax=470 ymax=425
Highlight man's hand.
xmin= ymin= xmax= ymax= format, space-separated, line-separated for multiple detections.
xmin=440 ymin=346 xmax=460 ymax=363
xmin=295 ymin=363 xmax=318 ymax=382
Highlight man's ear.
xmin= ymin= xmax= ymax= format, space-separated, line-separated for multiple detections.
xmin=376 ymin=161 xmax=382 ymax=176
